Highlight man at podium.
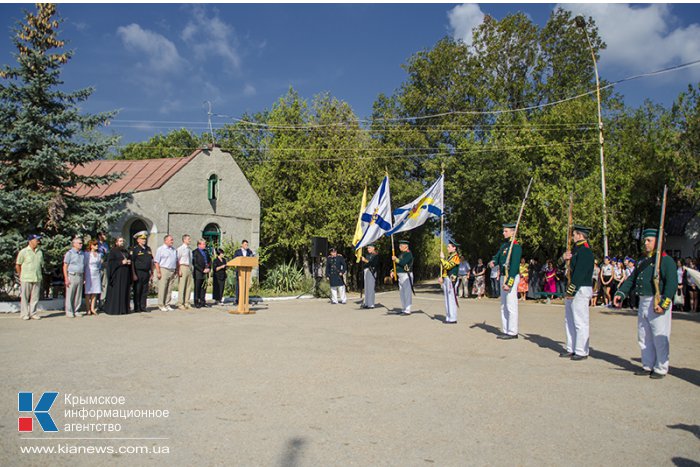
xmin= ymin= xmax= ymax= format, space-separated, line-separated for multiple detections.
xmin=233 ymin=240 xmax=255 ymax=305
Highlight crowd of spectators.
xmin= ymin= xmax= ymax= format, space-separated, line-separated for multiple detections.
xmin=451 ymin=251 xmax=698 ymax=312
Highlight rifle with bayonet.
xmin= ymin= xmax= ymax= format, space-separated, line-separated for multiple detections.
xmin=653 ymin=185 xmax=668 ymax=311
xmin=504 ymin=177 xmax=535 ymax=285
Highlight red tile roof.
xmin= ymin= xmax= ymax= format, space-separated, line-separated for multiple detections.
xmin=71 ymin=150 xmax=201 ymax=197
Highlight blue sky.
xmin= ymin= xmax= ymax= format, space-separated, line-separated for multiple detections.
xmin=1 ymin=3 xmax=699 ymax=145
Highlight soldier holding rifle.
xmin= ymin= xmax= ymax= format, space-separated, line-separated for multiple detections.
xmin=560 ymin=225 xmax=595 ymax=360
xmin=489 ymin=223 xmax=522 ymax=339
xmin=614 ymin=187 xmax=677 ymax=379
xmin=489 ymin=178 xmax=533 ymax=340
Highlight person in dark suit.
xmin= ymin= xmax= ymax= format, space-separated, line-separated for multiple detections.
xmin=192 ymin=238 xmax=211 ymax=308
xmin=130 ymin=231 xmax=153 ymax=312
xmin=212 ymin=248 xmax=228 ymax=305
xmin=232 ymin=239 xmax=254 ymax=305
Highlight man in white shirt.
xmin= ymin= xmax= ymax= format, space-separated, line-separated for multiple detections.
xmin=154 ymin=234 xmax=177 ymax=311
xmin=232 ymin=239 xmax=254 ymax=305
xmin=176 ymin=234 xmax=193 ymax=309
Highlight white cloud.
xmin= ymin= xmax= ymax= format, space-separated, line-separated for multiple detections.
xmin=243 ymin=84 xmax=256 ymax=97
xmin=158 ymin=98 xmax=182 ymax=115
xmin=117 ymin=23 xmax=184 ymax=73
xmin=560 ymin=4 xmax=700 ymax=77
xmin=447 ymin=3 xmax=485 ymax=46
xmin=181 ymin=6 xmax=241 ymax=72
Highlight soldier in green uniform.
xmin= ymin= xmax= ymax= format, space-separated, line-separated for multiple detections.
xmin=561 ymin=225 xmax=595 ymax=360
xmin=360 ymin=244 xmax=379 ymax=309
xmin=130 ymin=231 xmax=153 ymax=312
xmin=392 ymin=240 xmax=413 ymax=315
xmin=439 ymin=241 xmax=460 ymax=324
xmin=488 ymin=222 xmax=522 ymax=339
xmin=614 ymin=228 xmax=677 ymax=379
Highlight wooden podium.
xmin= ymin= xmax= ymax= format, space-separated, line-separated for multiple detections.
xmin=227 ymin=256 xmax=258 ymax=314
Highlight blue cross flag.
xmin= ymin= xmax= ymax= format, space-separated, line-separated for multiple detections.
xmin=354 ymin=175 xmax=393 ymax=250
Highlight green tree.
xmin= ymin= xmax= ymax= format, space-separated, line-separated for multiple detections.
xmin=118 ymin=128 xmax=204 ymax=159
xmin=0 ymin=4 xmax=127 ymax=289
xmin=216 ymin=89 xmax=382 ymax=277
xmin=379 ymin=9 xmax=616 ymax=262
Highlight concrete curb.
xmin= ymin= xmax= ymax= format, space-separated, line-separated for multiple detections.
xmin=0 ymin=291 xmax=317 ymax=313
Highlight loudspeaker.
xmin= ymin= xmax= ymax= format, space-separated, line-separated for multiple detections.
xmin=311 ymin=236 xmax=328 ymax=257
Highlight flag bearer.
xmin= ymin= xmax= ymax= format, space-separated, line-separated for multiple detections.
xmin=392 ymin=240 xmax=413 ymax=315
xmin=361 ymin=244 xmax=379 ymax=309
xmin=439 ymin=241 xmax=460 ymax=324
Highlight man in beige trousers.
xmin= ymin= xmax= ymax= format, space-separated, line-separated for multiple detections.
xmin=154 ymin=235 xmax=177 ymax=311
xmin=16 ymin=234 xmax=44 ymax=320
xmin=176 ymin=234 xmax=194 ymax=309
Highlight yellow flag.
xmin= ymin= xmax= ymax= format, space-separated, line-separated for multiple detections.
xmin=353 ymin=186 xmax=368 ymax=263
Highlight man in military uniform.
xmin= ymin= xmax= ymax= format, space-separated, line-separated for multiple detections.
xmin=326 ymin=248 xmax=347 ymax=304
xmin=360 ymin=244 xmax=379 ymax=309
xmin=488 ymin=222 xmax=522 ymax=339
xmin=614 ymin=228 xmax=678 ymax=379
xmin=392 ymin=239 xmax=414 ymax=315
xmin=130 ymin=231 xmax=153 ymax=312
xmin=439 ymin=241 xmax=460 ymax=324
xmin=560 ymin=225 xmax=595 ymax=360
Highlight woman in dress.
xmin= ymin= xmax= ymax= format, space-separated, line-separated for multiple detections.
xmin=212 ymin=248 xmax=228 ymax=305
xmin=590 ymin=259 xmax=600 ymax=307
xmin=83 ymin=240 xmax=103 ymax=316
xmin=471 ymin=258 xmax=486 ymax=299
xmin=613 ymin=259 xmax=625 ymax=298
xmin=104 ymin=237 xmax=132 ymax=315
xmin=527 ymin=259 xmax=540 ymax=299
xmin=518 ymin=257 xmax=529 ymax=300
xmin=600 ymin=256 xmax=613 ymax=307
xmin=688 ymin=259 xmax=698 ymax=313
xmin=543 ymin=260 xmax=557 ymax=299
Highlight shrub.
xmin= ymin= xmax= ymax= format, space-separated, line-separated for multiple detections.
xmin=262 ymin=261 xmax=304 ymax=293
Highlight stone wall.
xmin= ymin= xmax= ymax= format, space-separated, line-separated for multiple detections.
xmin=109 ymin=147 xmax=261 ymax=251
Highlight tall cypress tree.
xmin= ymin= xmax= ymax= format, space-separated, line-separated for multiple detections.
xmin=0 ymin=4 xmax=127 ymax=289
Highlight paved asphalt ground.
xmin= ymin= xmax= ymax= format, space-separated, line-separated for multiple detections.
xmin=1 ymin=285 xmax=699 ymax=466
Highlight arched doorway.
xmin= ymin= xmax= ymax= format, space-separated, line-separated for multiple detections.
xmin=202 ymin=223 xmax=221 ymax=248
xmin=128 ymin=219 xmax=149 ymax=248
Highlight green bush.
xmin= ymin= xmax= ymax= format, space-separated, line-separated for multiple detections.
xmin=262 ymin=260 xmax=304 ymax=293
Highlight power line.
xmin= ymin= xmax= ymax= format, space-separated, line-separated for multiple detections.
xmin=214 ymin=58 xmax=700 ymax=128
xmin=109 ymin=139 xmax=592 ymax=164
xmin=108 ymin=122 xmax=597 ymax=133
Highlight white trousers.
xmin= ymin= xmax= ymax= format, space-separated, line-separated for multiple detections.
xmin=330 ymin=286 xmax=346 ymax=304
xmin=500 ymin=275 xmax=520 ymax=335
xmin=443 ymin=279 xmax=458 ymax=322
xmin=398 ymin=272 xmax=413 ymax=313
xmin=363 ymin=269 xmax=375 ymax=308
xmin=565 ymin=286 xmax=592 ymax=356
xmin=638 ymin=296 xmax=672 ymax=375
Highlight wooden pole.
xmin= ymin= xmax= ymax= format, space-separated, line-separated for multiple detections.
xmin=566 ymin=192 xmax=574 ymax=283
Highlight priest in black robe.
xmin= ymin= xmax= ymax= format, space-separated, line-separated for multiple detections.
xmin=104 ymin=237 xmax=132 ymax=315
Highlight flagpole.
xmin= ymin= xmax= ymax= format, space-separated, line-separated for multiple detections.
xmin=440 ymin=164 xmax=445 ymax=258
xmin=354 ymin=184 xmax=367 ymax=263
xmin=386 ymin=167 xmax=398 ymax=282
